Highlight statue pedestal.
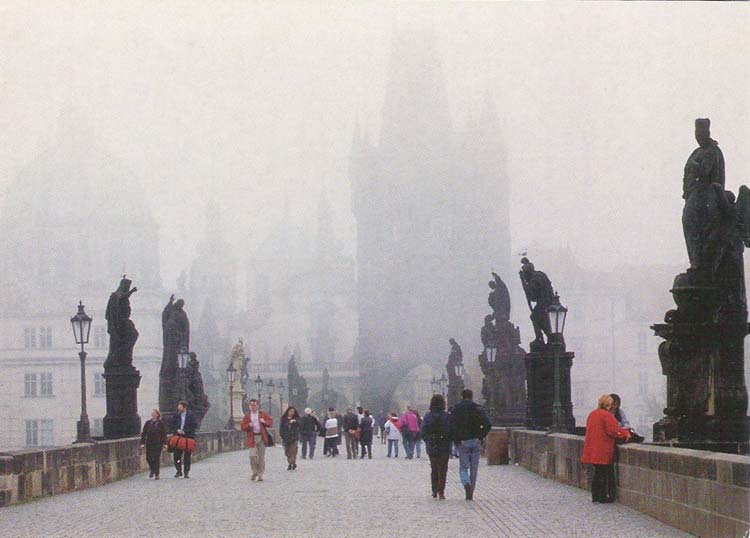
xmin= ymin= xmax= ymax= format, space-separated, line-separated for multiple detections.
xmin=652 ymin=319 xmax=749 ymax=454
xmin=524 ymin=348 xmax=575 ymax=431
xmin=231 ymin=388 xmax=245 ymax=426
xmin=103 ymin=367 xmax=141 ymax=439
xmin=490 ymin=355 xmax=527 ymax=427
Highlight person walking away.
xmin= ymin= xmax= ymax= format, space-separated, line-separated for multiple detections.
xmin=376 ymin=411 xmax=387 ymax=444
xmin=240 ymin=398 xmax=274 ymax=481
xmin=450 ymin=389 xmax=491 ymax=500
xmin=140 ymin=409 xmax=167 ymax=479
xmin=343 ymin=407 xmax=359 ymax=459
xmin=359 ymin=409 xmax=374 ymax=459
xmin=170 ymin=400 xmax=197 ymax=478
xmin=414 ymin=409 xmax=423 ymax=459
xmin=582 ymin=394 xmax=631 ymax=503
xmin=324 ymin=410 xmax=340 ymax=457
xmin=384 ymin=412 xmax=402 ymax=457
xmin=280 ymin=406 xmax=301 ymax=470
xmin=422 ymin=395 xmax=452 ymax=499
xmin=300 ymin=407 xmax=321 ymax=459
xmin=400 ymin=406 xmax=420 ymax=459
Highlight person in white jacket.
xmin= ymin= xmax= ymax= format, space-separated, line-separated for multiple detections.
xmin=383 ymin=412 xmax=402 ymax=458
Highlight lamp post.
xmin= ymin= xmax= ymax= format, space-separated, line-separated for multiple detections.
xmin=548 ymin=293 xmax=569 ymax=432
xmin=255 ymin=375 xmax=263 ymax=403
xmin=71 ymin=301 xmax=93 ymax=444
xmin=226 ymin=362 xmax=237 ymax=430
xmin=177 ymin=349 xmax=191 ymax=402
xmin=430 ymin=376 xmax=439 ymax=395
xmin=439 ymin=373 xmax=448 ymax=398
xmin=278 ymin=380 xmax=285 ymax=412
xmin=266 ymin=379 xmax=275 ymax=414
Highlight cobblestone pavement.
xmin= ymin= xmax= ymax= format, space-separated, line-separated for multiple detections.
xmin=0 ymin=442 xmax=692 ymax=538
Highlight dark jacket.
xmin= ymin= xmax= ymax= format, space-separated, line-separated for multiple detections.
xmin=300 ymin=414 xmax=321 ymax=435
xmin=450 ymin=399 xmax=491 ymax=442
xmin=359 ymin=416 xmax=374 ymax=444
xmin=342 ymin=412 xmax=359 ymax=432
xmin=422 ymin=410 xmax=452 ymax=456
xmin=140 ymin=419 xmax=167 ymax=446
xmin=170 ymin=411 xmax=198 ymax=438
xmin=280 ymin=415 xmax=301 ymax=444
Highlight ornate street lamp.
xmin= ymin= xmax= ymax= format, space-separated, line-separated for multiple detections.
xmin=278 ymin=380 xmax=285 ymax=412
xmin=255 ymin=375 xmax=263 ymax=402
xmin=177 ymin=349 xmax=191 ymax=401
xmin=71 ymin=301 xmax=93 ymax=444
xmin=226 ymin=362 xmax=237 ymax=430
xmin=454 ymin=361 xmax=465 ymax=379
xmin=430 ymin=376 xmax=438 ymax=395
xmin=266 ymin=379 xmax=275 ymax=413
xmin=548 ymin=293 xmax=568 ymax=432
xmin=439 ymin=373 xmax=448 ymax=397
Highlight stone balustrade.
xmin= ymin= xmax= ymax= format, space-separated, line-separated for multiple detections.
xmin=509 ymin=429 xmax=750 ymax=538
xmin=0 ymin=430 xmax=247 ymax=507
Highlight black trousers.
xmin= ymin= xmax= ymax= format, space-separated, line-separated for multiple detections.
xmin=429 ymin=453 xmax=450 ymax=494
xmin=174 ymin=449 xmax=191 ymax=475
xmin=591 ymin=464 xmax=616 ymax=502
xmin=146 ymin=444 xmax=162 ymax=476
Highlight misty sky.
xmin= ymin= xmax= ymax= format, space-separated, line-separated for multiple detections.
xmin=1 ymin=1 xmax=748 ymax=288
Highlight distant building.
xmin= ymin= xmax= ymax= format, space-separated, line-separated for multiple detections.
xmin=350 ymin=30 xmax=511 ymax=406
xmin=0 ymin=122 xmax=163 ymax=450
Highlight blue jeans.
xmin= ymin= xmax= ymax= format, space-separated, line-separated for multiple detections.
xmin=457 ymin=438 xmax=481 ymax=489
xmin=301 ymin=433 xmax=317 ymax=459
xmin=402 ymin=431 xmax=415 ymax=458
xmin=387 ymin=439 xmax=399 ymax=457
xmin=415 ymin=438 xmax=422 ymax=458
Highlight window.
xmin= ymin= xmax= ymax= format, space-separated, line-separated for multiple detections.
xmin=24 ymin=328 xmax=36 ymax=349
xmin=638 ymin=332 xmax=648 ymax=354
xmin=92 ymin=418 xmax=103 ymax=437
xmin=94 ymin=373 xmax=105 ymax=396
xmin=93 ymin=326 xmax=108 ymax=349
xmin=25 ymin=420 xmax=38 ymax=446
xmin=24 ymin=373 xmax=37 ymax=397
xmin=40 ymin=373 xmax=53 ymax=396
xmin=39 ymin=327 xmax=52 ymax=349
xmin=40 ymin=419 xmax=54 ymax=446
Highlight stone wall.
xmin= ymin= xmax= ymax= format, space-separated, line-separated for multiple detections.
xmin=509 ymin=429 xmax=750 ymax=538
xmin=0 ymin=430 xmax=247 ymax=507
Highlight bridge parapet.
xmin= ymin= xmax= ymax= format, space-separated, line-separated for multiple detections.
xmin=509 ymin=429 xmax=749 ymax=538
xmin=0 ymin=429 xmax=246 ymax=507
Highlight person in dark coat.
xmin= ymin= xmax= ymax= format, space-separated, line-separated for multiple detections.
xmin=582 ymin=394 xmax=631 ymax=503
xmin=140 ymin=409 xmax=167 ymax=479
xmin=280 ymin=406 xmax=301 ymax=470
xmin=299 ymin=408 xmax=321 ymax=460
xmin=422 ymin=394 xmax=452 ymax=499
xmin=450 ymin=389 xmax=491 ymax=500
xmin=359 ymin=409 xmax=374 ymax=459
xmin=170 ymin=400 xmax=198 ymax=478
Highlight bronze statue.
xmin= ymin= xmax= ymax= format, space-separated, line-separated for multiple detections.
xmin=519 ymin=258 xmax=554 ymax=348
xmin=103 ymin=276 xmax=139 ymax=370
xmin=159 ymin=295 xmax=191 ymax=416
xmin=186 ymin=352 xmax=210 ymax=427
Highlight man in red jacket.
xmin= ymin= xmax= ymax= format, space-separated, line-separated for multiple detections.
xmin=582 ymin=394 xmax=631 ymax=503
xmin=241 ymin=398 xmax=274 ymax=481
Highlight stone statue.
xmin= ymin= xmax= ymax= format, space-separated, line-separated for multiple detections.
xmin=103 ymin=276 xmax=139 ymax=370
xmin=519 ymin=257 xmax=555 ymax=348
xmin=186 ymin=352 xmax=210 ymax=427
xmin=446 ymin=338 xmax=464 ymax=408
xmin=159 ymin=295 xmax=190 ymax=416
xmin=287 ymin=353 xmax=309 ymax=409
xmin=488 ymin=272 xmax=511 ymax=323
xmin=480 ymin=314 xmax=499 ymax=350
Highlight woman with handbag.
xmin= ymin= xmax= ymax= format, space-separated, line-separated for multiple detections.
xmin=140 ymin=409 xmax=167 ymax=479
xmin=421 ymin=394 xmax=452 ymax=499
xmin=280 ymin=406 xmax=301 ymax=470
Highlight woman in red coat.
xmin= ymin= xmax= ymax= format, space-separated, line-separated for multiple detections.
xmin=582 ymin=394 xmax=631 ymax=503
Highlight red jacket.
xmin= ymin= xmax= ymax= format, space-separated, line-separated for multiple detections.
xmin=581 ymin=408 xmax=630 ymax=465
xmin=240 ymin=410 xmax=274 ymax=448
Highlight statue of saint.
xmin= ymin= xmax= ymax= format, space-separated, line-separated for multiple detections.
xmin=103 ymin=276 xmax=139 ymax=370
xmin=186 ymin=352 xmax=210 ymax=426
xmin=519 ymin=258 xmax=554 ymax=347
xmin=488 ymin=272 xmax=511 ymax=323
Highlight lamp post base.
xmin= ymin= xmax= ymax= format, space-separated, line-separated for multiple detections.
xmin=74 ymin=417 xmax=94 ymax=444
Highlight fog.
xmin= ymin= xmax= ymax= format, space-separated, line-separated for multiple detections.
xmin=0 ymin=1 xmax=748 ymax=445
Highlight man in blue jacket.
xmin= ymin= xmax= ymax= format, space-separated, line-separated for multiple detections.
xmin=450 ymin=389 xmax=491 ymax=500
xmin=171 ymin=400 xmax=197 ymax=478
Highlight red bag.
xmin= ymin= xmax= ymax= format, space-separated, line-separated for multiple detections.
xmin=168 ymin=435 xmax=196 ymax=453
